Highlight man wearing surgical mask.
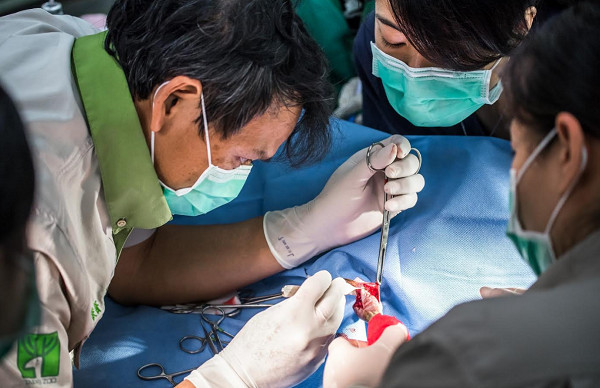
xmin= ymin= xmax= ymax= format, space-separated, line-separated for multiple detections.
xmin=354 ymin=0 xmax=541 ymax=138
xmin=0 ymin=0 xmax=424 ymax=387
xmin=324 ymin=4 xmax=600 ymax=386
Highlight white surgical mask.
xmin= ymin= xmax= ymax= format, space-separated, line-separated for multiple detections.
xmin=151 ymin=83 xmax=252 ymax=216
xmin=506 ymin=128 xmax=588 ymax=275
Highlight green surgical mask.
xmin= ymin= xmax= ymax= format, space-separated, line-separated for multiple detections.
xmin=371 ymin=42 xmax=503 ymax=127
xmin=0 ymin=253 xmax=40 ymax=359
xmin=506 ymin=128 xmax=588 ymax=275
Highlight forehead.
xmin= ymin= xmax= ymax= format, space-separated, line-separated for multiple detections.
xmin=234 ymin=104 xmax=301 ymax=139
xmin=376 ymin=0 xmax=396 ymax=19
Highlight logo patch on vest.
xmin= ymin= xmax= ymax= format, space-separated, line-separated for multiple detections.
xmin=17 ymin=332 xmax=60 ymax=383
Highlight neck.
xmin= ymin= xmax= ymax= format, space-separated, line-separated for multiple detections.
xmin=476 ymin=97 xmax=510 ymax=139
xmin=553 ymin=222 xmax=599 ymax=259
xmin=549 ymin=134 xmax=600 ymax=259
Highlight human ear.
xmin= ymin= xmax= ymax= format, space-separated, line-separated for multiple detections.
xmin=555 ymin=112 xmax=586 ymax=195
xmin=150 ymin=76 xmax=203 ymax=134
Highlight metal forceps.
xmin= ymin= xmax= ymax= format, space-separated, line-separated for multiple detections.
xmin=200 ymin=306 xmax=235 ymax=352
xmin=366 ymin=142 xmax=422 ymax=285
xmin=179 ymin=334 xmax=208 ymax=354
xmin=161 ymin=286 xmax=300 ymax=316
xmin=137 ymin=363 xmax=195 ymax=386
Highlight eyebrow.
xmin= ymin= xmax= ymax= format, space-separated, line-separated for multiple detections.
xmin=375 ymin=14 xmax=402 ymax=32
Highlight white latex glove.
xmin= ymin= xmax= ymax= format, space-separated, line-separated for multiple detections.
xmin=264 ymin=135 xmax=425 ymax=268
xmin=323 ymin=324 xmax=409 ymax=388
xmin=184 ymin=271 xmax=348 ymax=388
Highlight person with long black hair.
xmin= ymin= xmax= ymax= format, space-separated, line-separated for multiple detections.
xmin=354 ymin=0 xmax=543 ymax=138
xmin=325 ymin=3 xmax=600 ymax=386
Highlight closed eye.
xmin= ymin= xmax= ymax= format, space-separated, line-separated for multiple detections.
xmin=381 ymin=37 xmax=404 ymax=49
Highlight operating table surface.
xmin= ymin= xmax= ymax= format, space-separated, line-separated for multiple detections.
xmin=74 ymin=119 xmax=535 ymax=387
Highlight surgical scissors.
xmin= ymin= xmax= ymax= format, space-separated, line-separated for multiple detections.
xmin=161 ymin=303 xmax=273 ymax=316
xmin=201 ymin=306 xmax=235 ymax=351
xmin=161 ymin=286 xmax=300 ymax=316
xmin=137 ymin=309 xmax=236 ymax=384
xmin=137 ymin=363 xmax=195 ymax=386
xmin=366 ymin=142 xmax=422 ymax=285
xmin=200 ymin=318 xmax=220 ymax=355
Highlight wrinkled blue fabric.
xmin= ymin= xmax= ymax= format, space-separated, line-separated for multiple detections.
xmin=73 ymin=119 xmax=535 ymax=387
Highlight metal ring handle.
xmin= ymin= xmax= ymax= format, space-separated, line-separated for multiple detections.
xmin=411 ymin=148 xmax=423 ymax=175
xmin=179 ymin=335 xmax=206 ymax=354
xmin=366 ymin=142 xmax=385 ymax=172
xmin=366 ymin=142 xmax=423 ymax=176
xmin=137 ymin=363 xmax=165 ymax=380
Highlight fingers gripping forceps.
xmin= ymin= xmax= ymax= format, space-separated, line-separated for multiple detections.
xmin=366 ymin=142 xmax=422 ymax=285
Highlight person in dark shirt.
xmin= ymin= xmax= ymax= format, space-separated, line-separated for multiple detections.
xmin=325 ymin=3 xmax=600 ymax=386
xmin=354 ymin=0 xmax=543 ymax=138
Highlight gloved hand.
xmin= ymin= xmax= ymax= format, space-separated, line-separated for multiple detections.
xmin=184 ymin=271 xmax=347 ymax=388
xmin=323 ymin=324 xmax=409 ymax=388
xmin=264 ymin=135 xmax=425 ymax=269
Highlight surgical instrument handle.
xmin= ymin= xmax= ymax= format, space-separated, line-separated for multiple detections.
xmin=376 ymin=193 xmax=391 ymax=285
xmin=373 ymin=147 xmax=422 ymax=286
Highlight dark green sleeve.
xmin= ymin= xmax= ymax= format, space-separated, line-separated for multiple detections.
xmin=379 ymin=333 xmax=475 ymax=388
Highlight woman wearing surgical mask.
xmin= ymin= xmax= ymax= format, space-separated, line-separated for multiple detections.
xmin=354 ymin=0 xmax=546 ymax=138
xmin=325 ymin=3 xmax=600 ymax=386
xmin=0 ymin=84 xmax=39 ymax=360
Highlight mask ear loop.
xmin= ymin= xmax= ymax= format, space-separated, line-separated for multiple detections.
xmin=483 ymin=57 xmax=504 ymax=102
xmin=490 ymin=57 xmax=503 ymax=72
xmin=515 ymin=128 xmax=558 ymax=184
xmin=150 ymin=81 xmax=171 ymax=165
xmin=200 ymin=92 xmax=213 ymax=167
xmin=511 ymin=128 xmax=557 ymax=240
xmin=151 ymin=132 xmax=155 ymax=164
xmin=544 ymin=143 xmax=589 ymax=236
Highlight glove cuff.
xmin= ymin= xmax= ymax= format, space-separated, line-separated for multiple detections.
xmin=263 ymin=209 xmax=323 ymax=269
xmin=185 ymin=354 xmax=250 ymax=388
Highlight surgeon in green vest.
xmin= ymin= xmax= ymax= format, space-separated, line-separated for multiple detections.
xmin=0 ymin=0 xmax=424 ymax=386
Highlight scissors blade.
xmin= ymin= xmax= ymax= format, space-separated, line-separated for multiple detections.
xmin=376 ymin=192 xmax=391 ymax=285
xmin=241 ymin=293 xmax=283 ymax=304
xmin=207 ymin=303 xmax=273 ymax=309
xmin=375 ymin=147 xmax=421 ymax=286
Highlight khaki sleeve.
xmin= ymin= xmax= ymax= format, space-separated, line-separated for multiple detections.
xmin=0 ymin=253 xmax=74 ymax=387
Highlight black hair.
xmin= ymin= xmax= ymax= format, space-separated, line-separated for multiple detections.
xmin=504 ymin=2 xmax=600 ymax=138
xmin=387 ymin=0 xmax=539 ymax=71
xmin=0 ymin=84 xmax=34 ymax=255
xmin=104 ymin=0 xmax=334 ymax=166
